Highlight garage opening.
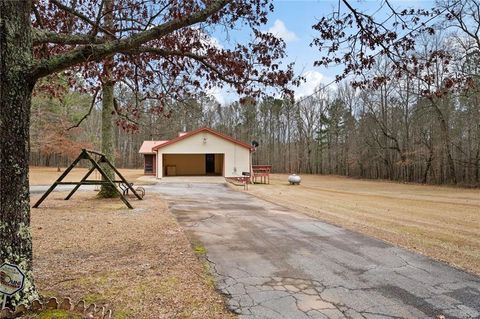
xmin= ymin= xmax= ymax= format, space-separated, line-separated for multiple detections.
xmin=163 ymin=154 xmax=224 ymax=176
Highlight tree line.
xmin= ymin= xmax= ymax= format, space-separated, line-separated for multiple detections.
xmin=31 ymin=62 xmax=480 ymax=187
xmin=29 ymin=0 xmax=480 ymax=188
xmin=153 ymin=73 xmax=479 ymax=186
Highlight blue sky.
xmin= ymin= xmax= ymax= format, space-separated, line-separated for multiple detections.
xmin=208 ymin=0 xmax=435 ymax=104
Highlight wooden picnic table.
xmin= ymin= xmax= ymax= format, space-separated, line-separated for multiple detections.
xmin=252 ymin=165 xmax=271 ymax=184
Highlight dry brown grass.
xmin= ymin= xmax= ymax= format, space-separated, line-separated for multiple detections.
xmin=31 ymin=192 xmax=235 ymax=319
xmin=29 ymin=167 xmax=144 ymax=186
xmin=246 ymin=174 xmax=480 ymax=275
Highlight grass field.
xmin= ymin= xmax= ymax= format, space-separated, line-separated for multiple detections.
xmin=29 ymin=166 xmax=144 ymax=185
xmin=30 ymin=191 xmax=234 ymax=319
xmin=247 ymin=174 xmax=480 ymax=275
xmin=29 ymin=167 xmax=480 ymax=275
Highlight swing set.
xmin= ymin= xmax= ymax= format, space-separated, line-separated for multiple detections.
xmin=33 ymin=149 xmax=144 ymax=209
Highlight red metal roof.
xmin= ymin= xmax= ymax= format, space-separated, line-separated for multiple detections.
xmin=138 ymin=140 xmax=168 ymax=154
xmin=151 ymin=127 xmax=253 ymax=152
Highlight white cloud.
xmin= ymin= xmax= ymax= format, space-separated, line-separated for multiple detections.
xmin=206 ymin=86 xmax=241 ymax=106
xmin=267 ymin=19 xmax=298 ymax=43
xmin=191 ymin=27 xmax=223 ymax=55
xmin=294 ymin=70 xmax=330 ymax=98
xmin=208 ymin=71 xmax=333 ymax=104
xmin=206 ymin=86 xmax=226 ymax=105
xmin=201 ymin=34 xmax=223 ymax=50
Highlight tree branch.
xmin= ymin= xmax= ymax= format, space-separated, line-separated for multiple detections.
xmin=130 ymin=47 xmax=239 ymax=85
xmin=50 ymin=0 xmax=115 ymax=37
xmin=91 ymin=0 xmax=106 ymax=36
xmin=32 ymin=3 xmax=44 ymax=28
xmin=67 ymin=87 xmax=99 ymax=130
xmin=30 ymin=0 xmax=231 ymax=80
xmin=113 ymin=98 xmax=139 ymax=125
xmin=32 ymin=28 xmax=106 ymax=45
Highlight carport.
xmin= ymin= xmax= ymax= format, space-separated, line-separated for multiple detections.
xmin=163 ymin=153 xmax=224 ymax=176
xmin=139 ymin=128 xmax=253 ymax=179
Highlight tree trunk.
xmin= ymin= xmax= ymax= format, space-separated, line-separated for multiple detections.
xmin=431 ymin=101 xmax=456 ymax=184
xmin=423 ymin=150 xmax=433 ymax=184
xmin=98 ymin=79 xmax=117 ymax=197
xmin=475 ymin=147 xmax=480 ymax=184
xmin=0 ymin=0 xmax=39 ymax=304
xmin=98 ymin=0 xmax=117 ymax=198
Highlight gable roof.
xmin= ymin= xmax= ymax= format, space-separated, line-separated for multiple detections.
xmin=151 ymin=127 xmax=253 ymax=152
xmin=139 ymin=140 xmax=168 ymax=154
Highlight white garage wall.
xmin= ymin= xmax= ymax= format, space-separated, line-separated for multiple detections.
xmin=156 ymin=131 xmax=251 ymax=178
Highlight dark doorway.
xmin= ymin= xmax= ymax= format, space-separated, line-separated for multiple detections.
xmin=144 ymin=154 xmax=154 ymax=174
xmin=205 ymin=154 xmax=215 ymax=174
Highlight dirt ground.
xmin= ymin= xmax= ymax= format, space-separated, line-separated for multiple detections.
xmin=29 ymin=167 xmax=144 ymax=185
xmin=246 ymin=174 xmax=480 ymax=275
xmin=30 ymin=191 xmax=235 ymax=319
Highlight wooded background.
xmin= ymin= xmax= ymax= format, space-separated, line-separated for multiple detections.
xmin=30 ymin=57 xmax=480 ymax=186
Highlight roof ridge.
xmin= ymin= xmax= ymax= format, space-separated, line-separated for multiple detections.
xmin=150 ymin=127 xmax=253 ymax=152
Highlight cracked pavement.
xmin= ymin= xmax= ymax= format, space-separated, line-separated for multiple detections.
xmin=151 ymin=182 xmax=480 ymax=319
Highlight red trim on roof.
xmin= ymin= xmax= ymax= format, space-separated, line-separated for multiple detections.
xmin=151 ymin=127 xmax=253 ymax=152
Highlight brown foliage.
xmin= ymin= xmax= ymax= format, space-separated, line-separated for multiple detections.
xmin=311 ymin=0 xmax=480 ymax=97
xmin=31 ymin=110 xmax=93 ymax=161
xmin=31 ymin=0 xmax=297 ymax=124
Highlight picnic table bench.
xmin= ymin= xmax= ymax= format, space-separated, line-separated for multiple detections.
xmin=118 ymin=181 xmax=145 ymax=198
xmin=252 ymin=165 xmax=271 ymax=184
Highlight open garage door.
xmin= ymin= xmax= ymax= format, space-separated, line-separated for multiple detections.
xmin=163 ymin=154 xmax=224 ymax=176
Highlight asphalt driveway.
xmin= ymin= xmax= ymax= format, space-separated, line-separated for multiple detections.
xmin=152 ymin=182 xmax=480 ymax=319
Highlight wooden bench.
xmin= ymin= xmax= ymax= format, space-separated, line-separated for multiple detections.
xmin=225 ymin=176 xmax=250 ymax=190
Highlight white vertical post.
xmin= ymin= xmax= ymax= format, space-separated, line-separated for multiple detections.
xmin=158 ymin=151 xmax=163 ymax=178
xmin=1 ymin=293 xmax=6 ymax=310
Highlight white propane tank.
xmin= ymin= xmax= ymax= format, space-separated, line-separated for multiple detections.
xmin=288 ymin=174 xmax=301 ymax=185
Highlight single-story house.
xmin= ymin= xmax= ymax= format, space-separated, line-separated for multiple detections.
xmin=139 ymin=127 xmax=253 ymax=178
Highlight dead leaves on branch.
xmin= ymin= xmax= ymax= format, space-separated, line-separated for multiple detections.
xmin=31 ymin=0 xmax=296 ymax=115
xmin=311 ymin=0 xmax=480 ymax=97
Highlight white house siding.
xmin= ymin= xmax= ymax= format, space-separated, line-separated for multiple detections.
xmin=156 ymin=131 xmax=251 ymax=178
